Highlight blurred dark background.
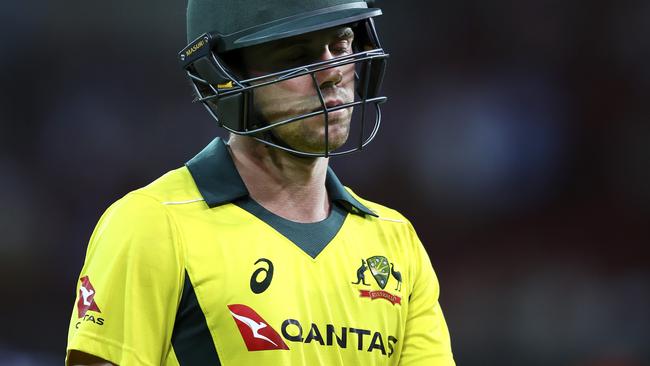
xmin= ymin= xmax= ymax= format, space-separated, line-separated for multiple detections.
xmin=2 ymin=0 xmax=649 ymax=365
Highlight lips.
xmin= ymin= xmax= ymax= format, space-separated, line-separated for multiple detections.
xmin=308 ymin=99 xmax=346 ymax=113
xmin=325 ymin=99 xmax=344 ymax=109
xmin=308 ymin=97 xmax=351 ymax=113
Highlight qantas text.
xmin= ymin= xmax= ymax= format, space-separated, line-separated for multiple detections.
xmin=75 ymin=314 xmax=104 ymax=329
xmin=280 ymin=319 xmax=398 ymax=357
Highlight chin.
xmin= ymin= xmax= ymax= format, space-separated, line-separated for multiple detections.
xmin=270 ymin=110 xmax=352 ymax=153
xmin=303 ymin=125 xmax=351 ymax=153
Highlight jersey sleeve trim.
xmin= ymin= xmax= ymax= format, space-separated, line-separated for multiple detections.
xmin=66 ymin=330 xmax=156 ymax=366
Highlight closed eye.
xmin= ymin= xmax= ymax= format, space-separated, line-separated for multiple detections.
xmin=330 ymin=40 xmax=352 ymax=56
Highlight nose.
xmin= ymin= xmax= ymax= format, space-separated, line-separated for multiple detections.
xmin=314 ymin=46 xmax=345 ymax=89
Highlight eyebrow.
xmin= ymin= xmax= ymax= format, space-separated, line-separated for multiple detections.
xmin=275 ymin=27 xmax=355 ymax=49
xmin=335 ymin=27 xmax=355 ymax=39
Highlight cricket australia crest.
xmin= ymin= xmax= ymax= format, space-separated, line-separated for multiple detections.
xmin=351 ymin=255 xmax=403 ymax=305
xmin=366 ymin=255 xmax=390 ymax=289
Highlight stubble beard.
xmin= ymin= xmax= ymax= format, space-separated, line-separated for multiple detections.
xmin=271 ymin=107 xmax=353 ymax=154
xmin=258 ymin=86 xmax=355 ymax=154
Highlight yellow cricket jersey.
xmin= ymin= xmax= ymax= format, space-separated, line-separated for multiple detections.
xmin=66 ymin=137 xmax=454 ymax=366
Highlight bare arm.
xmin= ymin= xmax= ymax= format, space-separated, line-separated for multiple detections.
xmin=68 ymin=350 xmax=115 ymax=366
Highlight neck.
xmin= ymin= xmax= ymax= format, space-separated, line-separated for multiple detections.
xmin=228 ymin=135 xmax=330 ymax=223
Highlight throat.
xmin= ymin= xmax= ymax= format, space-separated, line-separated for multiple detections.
xmin=228 ymin=135 xmax=331 ymax=223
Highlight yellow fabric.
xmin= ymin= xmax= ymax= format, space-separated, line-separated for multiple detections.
xmin=66 ymin=166 xmax=454 ymax=365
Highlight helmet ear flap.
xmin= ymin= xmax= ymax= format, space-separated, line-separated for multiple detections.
xmin=180 ymin=33 xmax=233 ymax=85
xmin=357 ymin=57 xmax=387 ymax=99
xmin=181 ymin=33 xmax=253 ymax=132
xmin=354 ymin=19 xmax=387 ymax=99
xmin=188 ymin=55 xmax=248 ymax=132
xmin=214 ymin=93 xmax=251 ymax=132
xmin=193 ymin=57 xmax=231 ymax=85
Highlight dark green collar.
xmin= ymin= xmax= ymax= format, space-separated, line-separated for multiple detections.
xmin=185 ymin=138 xmax=377 ymax=217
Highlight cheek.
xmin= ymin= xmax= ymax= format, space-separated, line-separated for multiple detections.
xmin=254 ymin=65 xmax=357 ymax=105
xmin=254 ymin=75 xmax=314 ymax=102
xmin=342 ymin=64 xmax=355 ymax=75
xmin=341 ymin=66 xmax=356 ymax=88
xmin=276 ymin=74 xmax=316 ymax=92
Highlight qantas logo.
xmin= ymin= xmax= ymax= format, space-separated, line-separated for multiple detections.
xmin=228 ymin=304 xmax=398 ymax=356
xmin=77 ymin=276 xmax=100 ymax=318
xmin=228 ymin=304 xmax=289 ymax=351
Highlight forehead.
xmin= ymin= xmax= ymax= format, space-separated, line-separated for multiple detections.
xmin=244 ymin=26 xmax=354 ymax=52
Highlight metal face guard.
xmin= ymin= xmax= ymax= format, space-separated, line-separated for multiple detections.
xmin=182 ymin=21 xmax=388 ymax=158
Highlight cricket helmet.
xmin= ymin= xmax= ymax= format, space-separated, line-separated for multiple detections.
xmin=180 ymin=0 xmax=388 ymax=157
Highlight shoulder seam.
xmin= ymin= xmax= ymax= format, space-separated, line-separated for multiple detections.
xmin=343 ymin=186 xmax=409 ymax=222
xmin=375 ymin=216 xmax=407 ymax=223
xmin=162 ymin=198 xmax=205 ymax=205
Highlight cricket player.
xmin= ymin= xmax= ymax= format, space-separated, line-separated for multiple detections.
xmin=66 ymin=0 xmax=455 ymax=365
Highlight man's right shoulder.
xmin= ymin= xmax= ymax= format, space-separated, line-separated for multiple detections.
xmin=85 ymin=167 xmax=201 ymax=256
xmin=110 ymin=166 xmax=204 ymax=208
xmin=135 ymin=166 xmax=203 ymax=204
xmin=98 ymin=166 xmax=204 ymax=226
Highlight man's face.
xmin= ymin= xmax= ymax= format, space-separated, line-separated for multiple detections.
xmin=239 ymin=26 xmax=356 ymax=154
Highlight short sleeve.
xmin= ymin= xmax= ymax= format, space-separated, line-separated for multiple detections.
xmin=66 ymin=192 xmax=184 ymax=366
xmin=400 ymin=223 xmax=455 ymax=365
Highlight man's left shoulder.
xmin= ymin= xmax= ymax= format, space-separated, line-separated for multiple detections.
xmin=344 ymin=186 xmax=412 ymax=226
